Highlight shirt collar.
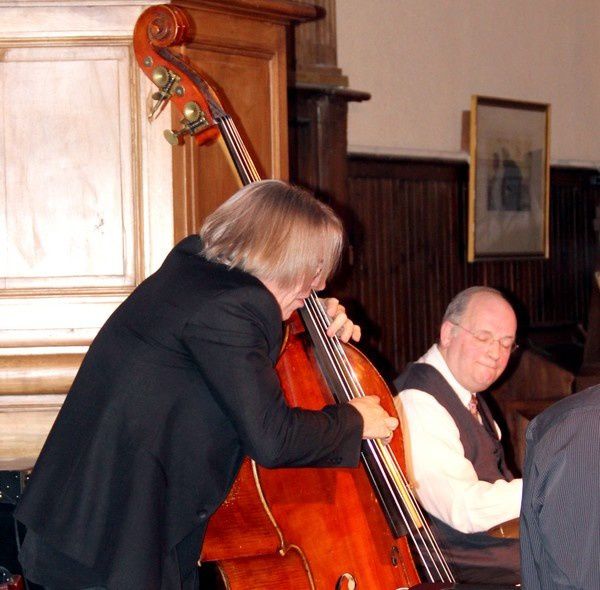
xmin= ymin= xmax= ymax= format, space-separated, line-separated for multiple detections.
xmin=419 ymin=344 xmax=473 ymax=408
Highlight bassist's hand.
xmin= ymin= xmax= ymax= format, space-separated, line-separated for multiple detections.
xmin=322 ymin=298 xmax=361 ymax=343
xmin=349 ymin=395 xmax=398 ymax=443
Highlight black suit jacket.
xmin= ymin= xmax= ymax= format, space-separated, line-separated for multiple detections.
xmin=16 ymin=236 xmax=363 ymax=589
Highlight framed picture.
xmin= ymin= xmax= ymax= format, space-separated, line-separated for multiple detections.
xmin=468 ymin=96 xmax=550 ymax=261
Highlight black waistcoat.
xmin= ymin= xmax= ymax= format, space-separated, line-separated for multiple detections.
xmin=394 ymin=362 xmax=520 ymax=585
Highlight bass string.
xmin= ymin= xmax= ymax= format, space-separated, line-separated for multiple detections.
xmin=302 ymin=292 xmax=455 ymax=584
xmin=217 ymin=116 xmax=261 ymax=183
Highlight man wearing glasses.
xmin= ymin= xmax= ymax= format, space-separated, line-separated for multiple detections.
xmin=394 ymin=286 xmax=521 ymax=585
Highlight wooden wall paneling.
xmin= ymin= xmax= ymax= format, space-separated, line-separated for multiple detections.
xmin=347 ymin=156 xmax=600 ymax=378
xmin=1 ymin=1 xmax=174 ymax=466
xmin=0 ymin=394 xmax=67 ymax=470
xmin=2 ymin=42 xmax=138 ymax=294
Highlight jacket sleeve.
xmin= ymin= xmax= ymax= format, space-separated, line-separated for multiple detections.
xmin=180 ymin=284 xmax=363 ymax=469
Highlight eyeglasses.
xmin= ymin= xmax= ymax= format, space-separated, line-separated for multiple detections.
xmin=452 ymin=323 xmax=518 ymax=353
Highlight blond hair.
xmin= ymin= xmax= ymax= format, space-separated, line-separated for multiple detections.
xmin=200 ymin=180 xmax=344 ymax=289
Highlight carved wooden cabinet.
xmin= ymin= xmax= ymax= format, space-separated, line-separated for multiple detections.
xmin=0 ymin=0 xmax=316 ymax=467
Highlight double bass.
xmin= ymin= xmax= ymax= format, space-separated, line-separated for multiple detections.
xmin=133 ymin=6 xmax=459 ymax=589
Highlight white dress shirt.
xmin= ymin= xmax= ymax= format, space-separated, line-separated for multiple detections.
xmin=394 ymin=344 xmax=522 ymax=534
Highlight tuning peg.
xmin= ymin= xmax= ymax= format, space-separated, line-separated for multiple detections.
xmin=163 ymin=127 xmax=189 ymax=146
xmin=145 ymin=65 xmax=181 ymax=122
xmin=151 ymin=66 xmax=170 ymax=88
xmin=147 ymin=91 xmax=169 ymax=122
xmin=162 ymin=102 xmax=210 ymax=146
xmin=182 ymin=102 xmax=204 ymax=123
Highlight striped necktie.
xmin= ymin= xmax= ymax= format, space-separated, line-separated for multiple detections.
xmin=468 ymin=393 xmax=481 ymax=422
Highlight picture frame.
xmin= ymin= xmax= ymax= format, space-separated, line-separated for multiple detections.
xmin=468 ymin=96 xmax=551 ymax=261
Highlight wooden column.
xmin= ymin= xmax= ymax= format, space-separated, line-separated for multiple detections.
xmin=289 ymin=86 xmax=368 ymax=206
xmin=288 ymin=0 xmax=369 ymax=297
xmin=291 ymin=0 xmax=347 ymax=87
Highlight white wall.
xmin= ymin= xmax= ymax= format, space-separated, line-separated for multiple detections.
xmin=336 ymin=0 xmax=600 ymax=166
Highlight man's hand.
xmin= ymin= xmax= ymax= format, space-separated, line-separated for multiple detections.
xmin=322 ymin=297 xmax=361 ymax=343
xmin=348 ymin=396 xmax=399 ymax=444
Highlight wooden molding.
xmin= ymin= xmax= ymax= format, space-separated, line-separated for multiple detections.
xmin=0 ymin=353 xmax=84 ymax=396
xmin=176 ymin=0 xmax=318 ymax=23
